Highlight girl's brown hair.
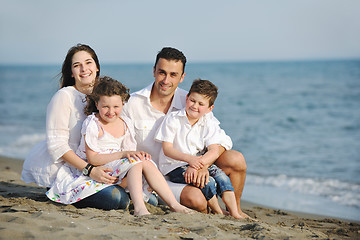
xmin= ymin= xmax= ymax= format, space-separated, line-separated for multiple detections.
xmin=84 ymin=76 xmax=130 ymax=115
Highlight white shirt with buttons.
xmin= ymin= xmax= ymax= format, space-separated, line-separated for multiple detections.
xmin=122 ymin=83 xmax=230 ymax=202
xmin=155 ymin=107 xmax=232 ymax=175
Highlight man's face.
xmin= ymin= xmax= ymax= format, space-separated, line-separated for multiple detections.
xmin=153 ymin=58 xmax=185 ymax=97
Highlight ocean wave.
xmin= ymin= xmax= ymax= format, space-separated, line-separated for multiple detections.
xmin=0 ymin=133 xmax=45 ymax=159
xmin=246 ymin=173 xmax=360 ymax=208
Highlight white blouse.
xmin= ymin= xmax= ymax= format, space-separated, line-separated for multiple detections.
xmin=21 ymin=86 xmax=87 ymax=187
xmin=75 ymin=113 xmax=137 ymax=159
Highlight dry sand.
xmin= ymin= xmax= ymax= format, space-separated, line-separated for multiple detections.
xmin=1 ymin=156 xmax=359 ymax=239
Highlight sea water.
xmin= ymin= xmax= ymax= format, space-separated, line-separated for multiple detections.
xmin=0 ymin=60 xmax=359 ymax=221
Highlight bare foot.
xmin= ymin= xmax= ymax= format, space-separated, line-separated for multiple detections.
xmin=239 ymin=211 xmax=257 ymax=221
xmin=231 ymin=211 xmax=245 ymax=219
xmin=221 ymin=208 xmax=230 ymax=216
xmin=170 ymin=204 xmax=195 ymax=214
xmin=239 ymin=210 xmax=250 ymax=219
xmin=134 ymin=208 xmax=150 ymax=216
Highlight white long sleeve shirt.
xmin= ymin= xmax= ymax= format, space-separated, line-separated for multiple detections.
xmin=22 ymin=86 xmax=87 ymax=187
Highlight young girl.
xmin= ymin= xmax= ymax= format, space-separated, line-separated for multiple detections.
xmin=47 ymin=76 xmax=192 ymax=216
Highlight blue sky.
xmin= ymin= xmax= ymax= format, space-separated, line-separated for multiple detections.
xmin=1 ymin=0 xmax=359 ymax=64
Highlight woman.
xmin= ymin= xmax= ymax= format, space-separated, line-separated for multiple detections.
xmin=21 ymin=44 xmax=130 ymax=210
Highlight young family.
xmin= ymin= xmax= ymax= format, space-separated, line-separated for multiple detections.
xmin=21 ymin=44 xmax=248 ymax=218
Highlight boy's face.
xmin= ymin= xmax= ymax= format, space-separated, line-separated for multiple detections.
xmin=185 ymin=92 xmax=214 ymax=123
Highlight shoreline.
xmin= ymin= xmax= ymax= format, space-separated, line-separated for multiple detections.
xmin=1 ymin=155 xmax=359 ymax=239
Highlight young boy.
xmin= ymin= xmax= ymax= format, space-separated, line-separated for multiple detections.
xmin=155 ymin=79 xmax=243 ymax=219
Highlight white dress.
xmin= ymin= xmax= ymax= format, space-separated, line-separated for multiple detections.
xmin=46 ymin=114 xmax=153 ymax=204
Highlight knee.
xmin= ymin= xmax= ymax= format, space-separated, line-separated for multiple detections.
xmin=208 ymin=176 xmax=216 ymax=185
xmin=142 ymin=160 xmax=156 ymax=169
xmin=106 ymin=186 xmax=130 ymax=210
xmin=220 ymin=150 xmax=247 ymax=173
xmin=186 ymin=197 xmax=207 ymax=213
xmin=180 ymin=188 xmax=207 ymax=213
xmin=234 ymin=151 xmax=247 ymax=172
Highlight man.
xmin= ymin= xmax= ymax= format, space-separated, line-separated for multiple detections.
xmin=122 ymin=47 xmax=248 ymax=217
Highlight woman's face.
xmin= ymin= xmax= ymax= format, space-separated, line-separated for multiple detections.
xmin=71 ymin=51 xmax=99 ymax=88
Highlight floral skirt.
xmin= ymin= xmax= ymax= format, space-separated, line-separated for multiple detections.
xmin=46 ymin=158 xmax=153 ymax=204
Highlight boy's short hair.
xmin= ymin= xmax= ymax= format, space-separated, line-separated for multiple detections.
xmin=188 ymin=79 xmax=218 ymax=106
xmin=154 ymin=47 xmax=187 ymax=74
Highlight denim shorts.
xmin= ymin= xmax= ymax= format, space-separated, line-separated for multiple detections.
xmin=208 ymin=164 xmax=234 ymax=196
xmin=167 ymin=165 xmax=217 ymax=201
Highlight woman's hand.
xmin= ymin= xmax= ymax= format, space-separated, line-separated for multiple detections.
xmin=89 ymin=166 xmax=118 ymax=184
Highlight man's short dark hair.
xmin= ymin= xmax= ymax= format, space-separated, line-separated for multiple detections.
xmin=154 ymin=47 xmax=187 ymax=74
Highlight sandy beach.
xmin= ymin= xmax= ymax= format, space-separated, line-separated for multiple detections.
xmin=0 ymin=156 xmax=359 ymax=240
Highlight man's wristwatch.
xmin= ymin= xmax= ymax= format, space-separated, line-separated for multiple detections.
xmin=82 ymin=163 xmax=94 ymax=176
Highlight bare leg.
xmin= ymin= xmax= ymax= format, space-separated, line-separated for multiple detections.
xmin=126 ymin=163 xmax=150 ymax=216
xmin=222 ymin=191 xmax=243 ymax=219
xmin=207 ymin=195 xmax=223 ymax=214
xmin=215 ymin=150 xmax=249 ymax=218
xmin=142 ymin=161 xmax=192 ymax=213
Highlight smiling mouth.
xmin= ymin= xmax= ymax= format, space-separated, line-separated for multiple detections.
xmin=159 ymin=82 xmax=171 ymax=90
xmin=80 ymin=73 xmax=91 ymax=78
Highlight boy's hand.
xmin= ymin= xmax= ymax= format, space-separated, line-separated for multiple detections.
xmin=184 ymin=166 xmax=197 ymax=184
xmin=187 ymin=156 xmax=204 ymax=170
xmin=192 ymin=167 xmax=209 ymax=189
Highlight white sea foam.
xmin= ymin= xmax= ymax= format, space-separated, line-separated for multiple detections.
xmin=246 ymin=173 xmax=360 ymax=208
xmin=0 ymin=133 xmax=45 ymax=159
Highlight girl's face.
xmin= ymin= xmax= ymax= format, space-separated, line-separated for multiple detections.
xmin=185 ymin=92 xmax=214 ymax=124
xmin=71 ymin=51 xmax=99 ymax=89
xmin=96 ymin=95 xmax=124 ymax=124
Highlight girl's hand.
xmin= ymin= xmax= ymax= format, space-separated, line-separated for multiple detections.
xmin=126 ymin=151 xmax=151 ymax=161
xmin=89 ymin=166 xmax=118 ymax=184
xmin=187 ymin=156 xmax=204 ymax=170
xmin=142 ymin=151 xmax=151 ymax=161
